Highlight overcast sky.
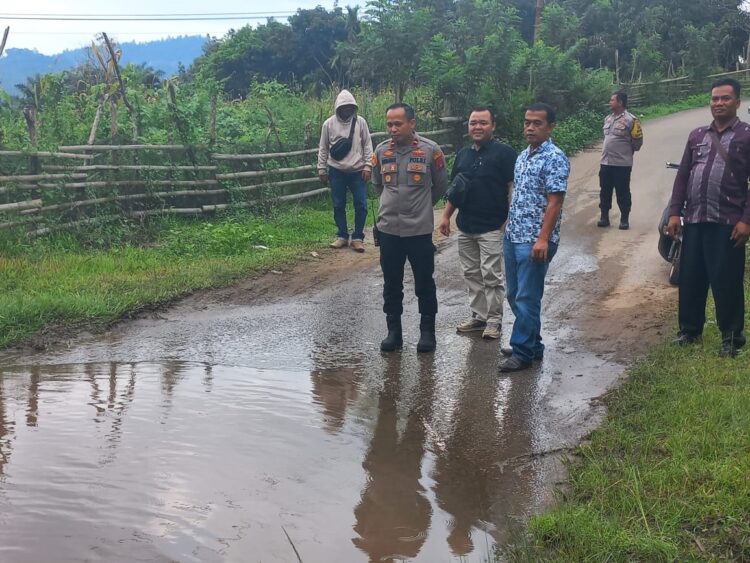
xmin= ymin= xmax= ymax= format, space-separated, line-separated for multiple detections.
xmin=1 ymin=1 xmax=341 ymax=55
xmin=4 ymin=1 xmax=750 ymax=57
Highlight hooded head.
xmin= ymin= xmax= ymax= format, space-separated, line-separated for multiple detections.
xmin=335 ymin=89 xmax=358 ymax=121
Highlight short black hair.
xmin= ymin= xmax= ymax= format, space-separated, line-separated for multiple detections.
xmin=525 ymin=102 xmax=556 ymax=124
xmin=386 ymin=102 xmax=416 ymax=120
xmin=612 ymin=91 xmax=628 ymax=108
xmin=711 ymin=78 xmax=741 ymax=98
xmin=469 ymin=106 xmax=496 ymax=124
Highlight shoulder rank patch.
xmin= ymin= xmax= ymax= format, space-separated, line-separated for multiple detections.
xmin=631 ymin=120 xmax=643 ymax=139
xmin=433 ymin=150 xmax=445 ymax=171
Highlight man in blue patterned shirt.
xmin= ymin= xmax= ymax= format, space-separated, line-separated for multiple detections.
xmin=499 ymin=103 xmax=570 ymax=372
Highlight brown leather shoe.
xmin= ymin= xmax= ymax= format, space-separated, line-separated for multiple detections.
xmin=351 ymin=240 xmax=365 ymax=253
xmin=330 ymin=238 xmax=348 ymax=249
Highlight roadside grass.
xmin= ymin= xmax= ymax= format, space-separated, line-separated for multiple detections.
xmin=0 ymin=200 xmax=342 ymax=348
xmin=634 ymin=93 xmax=708 ymax=122
xmin=505 ymin=294 xmax=750 ymax=562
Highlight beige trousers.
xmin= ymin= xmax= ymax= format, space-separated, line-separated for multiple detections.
xmin=458 ymin=229 xmax=505 ymax=324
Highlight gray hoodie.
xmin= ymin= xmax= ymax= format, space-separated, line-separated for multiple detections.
xmin=317 ymin=90 xmax=373 ymax=174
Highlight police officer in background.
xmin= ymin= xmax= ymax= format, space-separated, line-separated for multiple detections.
xmin=373 ymin=103 xmax=448 ymax=353
xmin=597 ymin=91 xmax=643 ymax=230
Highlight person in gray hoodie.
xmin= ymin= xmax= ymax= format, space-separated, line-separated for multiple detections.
xmin=318 ymin=90 xmax=374 ymax=253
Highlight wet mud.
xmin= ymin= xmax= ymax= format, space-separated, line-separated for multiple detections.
xmin=0 ymin=108 xmax=709 ymax=562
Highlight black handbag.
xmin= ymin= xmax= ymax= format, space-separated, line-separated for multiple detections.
xmin=446 ymin=156 xmax=482 ymax=207
xmin=329 ymin=115 xmax=358 ymax=161
xmin=446 ymin=172 xmax=473 ymax=207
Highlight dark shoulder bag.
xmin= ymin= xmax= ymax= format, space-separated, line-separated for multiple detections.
xmin=446 ymin=172 xmax=472 ymax=207
xmin=329 ymin=115 xmax=358 ymax=161
xmin=446 ymin=156 xmax=483 ymax=207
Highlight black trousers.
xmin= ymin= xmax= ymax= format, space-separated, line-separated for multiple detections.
xmin=679 ymin=223 xmax=745 ymax=338
xmin=599 ymin=165 xmax=632 ymax=214
xmin=379 ymin=232 xmax=437 ymax=316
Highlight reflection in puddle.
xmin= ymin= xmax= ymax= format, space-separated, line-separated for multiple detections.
xmin=310 ymin=366 xmax=360 ymax=434
xmin=353 ymin=354 xmax=434 ymax=560
xmin=0 ymin=348 xmax=554 ymax=562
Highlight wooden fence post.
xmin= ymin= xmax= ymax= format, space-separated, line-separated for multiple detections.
xmin=22 ymin=107 xmax=40 ymax=176
xmin=102 ymin=32 xmax=139 ymax=142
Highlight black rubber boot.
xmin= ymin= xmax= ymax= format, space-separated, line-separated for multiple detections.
xmin=619 ymin=212 xmax=630 ymax=230
xmin=380 ymin=315 xmax=403 ymax=352
xmin=416 ymin=314 xmax=436 ymax=353
xmin=597 ymin=210 xmax=610 ymax=228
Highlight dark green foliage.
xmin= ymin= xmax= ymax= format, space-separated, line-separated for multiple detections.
xmin=191 ymin=7 xmax=351 ymax=97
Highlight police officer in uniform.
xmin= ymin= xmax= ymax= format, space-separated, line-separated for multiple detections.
xmin=598 ymin=91 xmax=643 ymax=230
xmin=372 ymin=103 xmax=448 ymax=353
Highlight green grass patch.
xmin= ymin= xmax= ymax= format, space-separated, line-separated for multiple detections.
xmin=0 ymin=199 xmax=350 ymax=348
xmin=508 ymin=294 xmax=750 ymax=561
xmin=634 ymin=94 xmax=708 ymax=122
xmin=553 ymin=110 xmax=605 ymax=155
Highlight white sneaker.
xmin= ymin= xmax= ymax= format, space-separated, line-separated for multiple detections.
xmin=482 ymin=322 xmax=501 ymax=340
xmin=456 ymin=318 xmax=486 ymax=333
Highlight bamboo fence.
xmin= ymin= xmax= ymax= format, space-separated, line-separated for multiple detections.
xmin=0 ymin=126 xmax=457 ymax=236
xmin=620 ymin=69 xmax=750 ymax=108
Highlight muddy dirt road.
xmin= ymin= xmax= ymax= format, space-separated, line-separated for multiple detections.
xmin=0 ymin=108 xmax=709 ymax=562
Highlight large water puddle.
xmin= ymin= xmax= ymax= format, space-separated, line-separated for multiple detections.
xmin=0 ymin=344 xmax=559 ymax=562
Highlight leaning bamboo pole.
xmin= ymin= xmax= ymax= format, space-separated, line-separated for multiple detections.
xmin=202 ymin=187 xmax=329 ymax=212
xmin=0 ymin=173 xmax=87 ymax=182
xmin=211 ymin=148 xmax=318 ymax=160
xmin=0 ymin=151 xmax=96 ymax=160
xmin=0 ymin=216 xmax=44 ymax=230
xmin=37 ymin=179 xmax=221 ymax=189
xmin=42 ymin=165 xmax=218 ymax=172
xmin=0 ymin=27 xmax=9 ymax=58
xmin=57 ymin=144 xmax=204 ymax=152
xmin=0 ymin=199 xmax=42 ymax=212
xmin=87 ymin=93 xmax=109 ymax=146
xmin=21 ymin=188 xmax=228 ymax=214
xmin=130 ymin=208 xmax=203 ymax=217
xmin=216 ymin=164 xmax=315 ymax=180
xmin=0 ymin=184 xmax=42 ymax=193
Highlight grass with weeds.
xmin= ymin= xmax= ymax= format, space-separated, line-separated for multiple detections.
xmin=506 ymin=293 xmax=750 ymax=561
xmin=0 ymin=199 xmax=348 ymax=348
xmin=634 ymin=93 xmax=708 ymax=122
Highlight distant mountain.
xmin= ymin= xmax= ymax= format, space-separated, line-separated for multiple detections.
xmin=0 ymin=36 xmax=207 ymax=94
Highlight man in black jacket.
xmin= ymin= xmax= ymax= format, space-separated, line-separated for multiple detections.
xmin=438 ymin=107 xmax=517 ymax=340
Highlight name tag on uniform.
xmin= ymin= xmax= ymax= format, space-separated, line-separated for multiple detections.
xmin=409 ymin=156 xmax=427 ymax=165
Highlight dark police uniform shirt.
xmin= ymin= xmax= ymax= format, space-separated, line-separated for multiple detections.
xmin=449 ymin=139 xmax=516 ymax=234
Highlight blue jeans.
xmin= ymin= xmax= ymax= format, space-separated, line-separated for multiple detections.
xmin=329 ymin=167 xmax=368 ymax=241
xmin=503 ymin=236 xmax=558 ymax=363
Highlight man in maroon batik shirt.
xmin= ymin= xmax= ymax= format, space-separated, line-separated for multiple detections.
xmin=667 ymin=78 xmax=750 ymax=357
